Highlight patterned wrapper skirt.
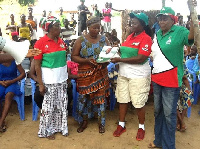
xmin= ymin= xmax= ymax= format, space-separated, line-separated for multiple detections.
xmin=38 ymin=81 xmax=68 ymax=137
xmin=177 ymin=86 xmax=194 ymax=111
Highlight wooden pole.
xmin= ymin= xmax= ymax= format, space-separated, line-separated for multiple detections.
xmin=188 ymin=0 xmax=200 ymax=53
xmin=162 ymin=0 xmax=165 ymax=8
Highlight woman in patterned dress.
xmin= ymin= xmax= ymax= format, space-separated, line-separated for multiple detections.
xmin=72 ymin=16 xmax=110 ymax=133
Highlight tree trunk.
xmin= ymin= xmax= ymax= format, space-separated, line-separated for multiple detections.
xmin=188 ymin=0 xmax=200 ymax=53
xmin=162 ymin=0 xmax=165 ymax=7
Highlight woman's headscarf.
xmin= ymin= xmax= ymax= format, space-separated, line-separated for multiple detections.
xmin=86 ymin=16 xmax=101 ymax=27
xmin=39 ymin=16 xmax=60 ymax=32
xmin=156 ymin=7 xmax=178 ymax=24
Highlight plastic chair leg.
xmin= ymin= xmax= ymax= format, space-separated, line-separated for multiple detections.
xmin=20 ymin=78 xmax=25 ymax=120
xmin=14 ymin=95 xmax=25 ymax=120
xmin=31 ymin=79 xmax=39 ymax=121
xmin=71 ymin=79 xmax=78 ymax=118
xmin=109 ymin=88 xmax=116 ymax=111
xmin=193 ymin=83 xmax=200 ymax=105
xmin=187 ymin=106 xmax=192 ymax=118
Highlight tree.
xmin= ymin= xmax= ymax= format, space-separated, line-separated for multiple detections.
xmin=188 ymin=0 xmax=200 ymax=54
xmin=0 ymin=0 xmax=35 ymax=6
xmin=162 ymin=0 xmax=166 ymax=7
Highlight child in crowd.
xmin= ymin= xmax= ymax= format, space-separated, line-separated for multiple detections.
xmin=177 ymin=74 xmax=194 ymax=132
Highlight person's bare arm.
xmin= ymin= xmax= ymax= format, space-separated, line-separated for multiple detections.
xmin=29 ymin=60 xmax=38 ymax=82
xmin=34 ymin=59 xmax=45 ymax=95
xmin=111 ymin=54 xmax=148 ymax=64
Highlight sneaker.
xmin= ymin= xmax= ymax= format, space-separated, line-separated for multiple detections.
xmin=136 ymin=128 xmax=145 ymax=141
xmin=113 ymin=125 xmax=126 ymax=137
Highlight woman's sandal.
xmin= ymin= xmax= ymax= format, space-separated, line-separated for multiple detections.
xmin=77 ymin=121 xmax=87 ymax=133
xmin=180 ymin=125 xmax=187 ymax=132
xmin=99 ymin=124 xmax=105 ymax=133
xmin=47 ymin=134 xmax=55 ymax=140
xmin=176 ymin=124 xmax=181 ymax=131
xmin=0 ymin=122 xmax=7 ymax=133
xmin=148 ymin=142 xmax=161 ymax=148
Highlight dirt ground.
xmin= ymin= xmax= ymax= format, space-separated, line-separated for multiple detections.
xmin=0 ymin=97 xmax=200 ymax=149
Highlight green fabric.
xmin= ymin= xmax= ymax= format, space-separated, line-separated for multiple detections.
xmin=156 ymin=25 xmax=193 ymax=86
xmin=59 ymin=15 xmax=66 ymax=27
xmin=42 ymin=50 xmax=66 ymax=68
xmin=129 ymin=12 xmax=149 ymax=26
xmin=120 ymin=46 xmax=148 ymax=64
xmin=93 ymin=10 xmax=102 ymax=17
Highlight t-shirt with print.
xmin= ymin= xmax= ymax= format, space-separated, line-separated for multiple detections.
xmin=151 ymin=25 xmax=193 ymax=87
xmin=34 ymin=35 xmax=68 ymax=84
xmin=119 ymin=31 xmax=152 ymax=79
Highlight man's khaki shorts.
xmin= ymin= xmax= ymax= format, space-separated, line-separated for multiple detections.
xmin=115 ymin=75 xmax=151 ymax=108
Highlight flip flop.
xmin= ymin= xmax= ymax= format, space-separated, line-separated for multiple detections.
xmin=77 ymin=121 xmax=88 ymax=133
xmin=148 ymin=142 xmax=161 ymax=148
xmin=99 ymin=124 xmax=105 ymax=133
xmin=176 ymin=124 xmax=181 ymax=131
xmin=47 ymin=134 xmax=55 ymax=140
xmin=180 ymin=126 xmax=187 ymax=132
xmin=0 ymin=122 xmax=7 ymax=133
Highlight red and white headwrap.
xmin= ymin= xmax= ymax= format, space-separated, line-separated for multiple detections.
xmin=168 ymin=14 xmax=178 ymax=24
xmin=40 ymin=16 xmax=60 ymax=31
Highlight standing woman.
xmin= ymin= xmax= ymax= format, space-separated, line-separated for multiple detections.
xmin=149 ymin=7 xmax=194 ymax=149
xmin=34 ymin=17 xmax=68 ymax=140
xmin=72 ymin=16 xmax=110 ymax=133
xmin=111 ymin=12 xmax=152 ymax=141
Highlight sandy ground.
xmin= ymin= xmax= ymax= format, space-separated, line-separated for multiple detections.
xmin=0 ymin=97 xmax=200 ymax=149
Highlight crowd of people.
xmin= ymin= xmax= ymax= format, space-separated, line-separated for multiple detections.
xmin=0 ymin=0 xmax=199 ymax=148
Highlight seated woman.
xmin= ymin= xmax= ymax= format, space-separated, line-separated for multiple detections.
xmin=0 ymin=51 xmax=25 ymax=133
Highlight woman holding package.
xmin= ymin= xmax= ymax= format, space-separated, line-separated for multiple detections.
xmin=149 ymin=6 xmax=194 ymax=148
xmin=111 ymin=12 xmax=152 ymax=141
xmin=72 ymin=16 xmax=110 ymax=133
xmin=34 ymin=17 xmax=68 ymax=140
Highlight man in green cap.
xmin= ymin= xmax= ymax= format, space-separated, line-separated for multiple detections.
xmin=149 ymin=6 xmax=195 ymax=149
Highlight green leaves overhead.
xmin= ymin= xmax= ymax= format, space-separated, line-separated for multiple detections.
xmin=18 ymin=0 xmax=35 ymax=6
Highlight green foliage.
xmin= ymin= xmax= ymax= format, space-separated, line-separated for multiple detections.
xmin=112 ymin=11 xmax=121 ymax=17
xmin=18 ymin=0 xmax=35 ymax=6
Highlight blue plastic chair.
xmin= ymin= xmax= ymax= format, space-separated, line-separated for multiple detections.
xmin=0 ymin=85 xmax=25 ymax=121
xmin=186 ymin=58 xmax=200 ymax=105
xmin=31 ymin=79 xmax=39 ymax=121
xmin=107 ymin=62 xmax=118 ymax=111
xmin=21 ymin=78 xmax=39 ymax=121
xmin=71 ymin=79 xmax=79 ymax=118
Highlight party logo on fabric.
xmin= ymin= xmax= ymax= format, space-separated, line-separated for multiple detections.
xmin=132 ymin=42 xmax=140 ymax=46
xmin=142 ymin=44 xmax=149 ymax=51
xmin=166 ymin=36 xmax=172 ymax=44
xmin=45 ymin=45 xmax=49 ymax=50
xmin=60 ymin=43 xmax=65 ymax=48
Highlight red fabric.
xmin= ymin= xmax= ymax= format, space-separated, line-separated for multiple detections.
xmin=67 ymin=61 xmax=79 ymax=75
xmin=34 ymin=35 xmax=66 ymax=60
xmin=151 ymin=67 xmax=179 ymax=88
xmin=11 ymin=32 xmax=18 ymax=36
xmin=121 ymin=31 xmax=152 ymax=57
xmin=169 ymin=14 xmax=178 ymax=24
